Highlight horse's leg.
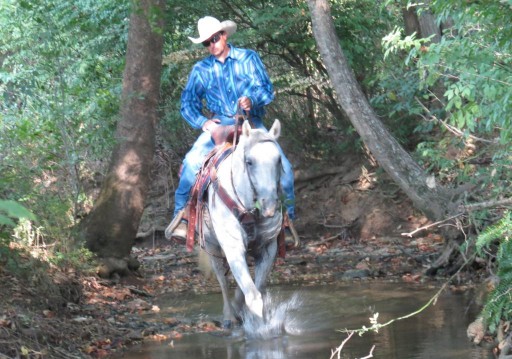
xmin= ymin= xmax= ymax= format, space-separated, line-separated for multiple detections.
xmin=202 ymin=210 xmax=238 ymax=329
xmin=253 ymin=240 xmax=278 ymax=297
xmin=208 ymin=254 xmax=238 ymax=328
xmin=224 ymin=246 xmax=264 ymax=319
xmin=231 ymin=287 xmax=244 ymax=317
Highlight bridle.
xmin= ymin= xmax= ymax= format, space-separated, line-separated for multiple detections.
xmin=210 ymin=109 xmax=281 ymax=233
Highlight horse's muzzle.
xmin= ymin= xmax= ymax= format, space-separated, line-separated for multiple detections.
xmin=261 ymin=201 xmax=278 ymax=217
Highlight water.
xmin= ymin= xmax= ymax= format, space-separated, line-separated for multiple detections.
xmin=114 ymin=282 xmax=492 ymax=359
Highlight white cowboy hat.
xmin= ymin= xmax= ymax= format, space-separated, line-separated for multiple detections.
xmin=188 ymin=16 xmax=237 ymax=44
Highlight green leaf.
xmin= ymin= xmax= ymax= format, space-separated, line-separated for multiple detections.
xmin=0 ymin=200 xmax=36 ymax=221
xmin=0 ymin=216 xmax=16 ymax=227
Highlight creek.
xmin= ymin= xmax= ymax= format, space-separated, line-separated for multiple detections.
xmin=115 ymin=282 xmax=492 ymax=359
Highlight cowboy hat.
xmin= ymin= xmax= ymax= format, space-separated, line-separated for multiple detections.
xmin=188 ymin=16 xmax=237 ymax=44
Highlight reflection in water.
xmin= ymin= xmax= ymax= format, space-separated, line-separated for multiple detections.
xmin=114 ymin=283 xmax=493 ymax=359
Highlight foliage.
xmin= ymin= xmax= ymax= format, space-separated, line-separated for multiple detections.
xmin=0 ymin=199 xmax=94 ymax=280
xmin=0 ymin=200 xmax=35 ymax=229
xmin=377 ymin=1 xmax=512 ymax=145
xmin=159 ymin=0 xmax=399 ymax=159
xmin=376 ymin=0 xmax=512 ymax=212
xmin=0 ymin=0 xmax=129 ymax=242
xmin=0 ymin=200 xmax=36 ymax=271
xmin=375 ymin=0 xmax=512 ymax=333
xmin=476 ymin=211 xmax=512 ymax=334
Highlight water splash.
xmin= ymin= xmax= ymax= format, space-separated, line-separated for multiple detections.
xmin=242 ymin=291 xmax=304 ymax=340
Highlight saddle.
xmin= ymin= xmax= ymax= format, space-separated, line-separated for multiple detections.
xmin=179 ymin=124 xmax=287 ymax=258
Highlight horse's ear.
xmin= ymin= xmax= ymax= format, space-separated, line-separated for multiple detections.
xmin=242 ymin=120 xmax=252 ymax=137
xmin=269 ymin=119 xmax=281 ymax=140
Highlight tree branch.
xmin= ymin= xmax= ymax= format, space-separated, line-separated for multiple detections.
xmin=462 ymin=198 xmax=512 ymax=211
xmin=402 ymin=197 xmax=512 ymax=237
xmin=415 ymin=96 xmax=497 ymax=144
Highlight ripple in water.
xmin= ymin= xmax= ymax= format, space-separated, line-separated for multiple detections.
xmin=242 ymin=291 xmax=304 ymax=339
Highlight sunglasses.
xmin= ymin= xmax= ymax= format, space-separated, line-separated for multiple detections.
xmin=202 ymin=32 xmax=223 ymax=47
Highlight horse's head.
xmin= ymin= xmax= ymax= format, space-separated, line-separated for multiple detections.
xmin=239 ymin=120 xmax=282 ymax=218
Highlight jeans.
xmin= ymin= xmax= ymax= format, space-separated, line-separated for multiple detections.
xmin=174 ymin=116 xmax=296 ymax=220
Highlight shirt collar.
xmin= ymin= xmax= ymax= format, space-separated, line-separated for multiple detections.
xmin=209 ymin=44 xmax=240 ymax=64
xmin=225 ymin=44 xmax=239 ymax=60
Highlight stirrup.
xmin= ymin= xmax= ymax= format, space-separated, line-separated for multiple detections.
xmin=284 ymin=214 xmax=300 ymax=248
xmin=165 ymin=209 xmax=185 ymax=240
xmin=288 ymin=220 xmax=300 ymax=248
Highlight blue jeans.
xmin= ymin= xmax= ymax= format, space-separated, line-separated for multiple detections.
xmin=174 ymin=116 xmax=296 ymax=220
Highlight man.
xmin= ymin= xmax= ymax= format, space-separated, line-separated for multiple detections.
xmin=167 ymin=16 xmax=296 ymax=239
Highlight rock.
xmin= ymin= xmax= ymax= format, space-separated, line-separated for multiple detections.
xmin=335 ymin=269 xmax=371 ymax=280
xmin=126 ymin=330 xmax=144 ymax=342
xmin=127 ymin=257 xmax=141 ymax=271
xmin=467 ymin=317 xmax=485 ymax=344
xmin=97 ymin=257 xmax=129 ymax=278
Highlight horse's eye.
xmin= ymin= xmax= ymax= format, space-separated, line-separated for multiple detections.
xmin=246 ymin=159 xmax=253 ymax=166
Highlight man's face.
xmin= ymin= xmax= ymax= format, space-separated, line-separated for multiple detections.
xmin=202 ymin=31 xmax=228 ymax=58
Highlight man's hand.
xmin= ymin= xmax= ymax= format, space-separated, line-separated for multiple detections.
xmin=202 ymin=118 xmax=221 ymax=132
xmin=210 ymin=125 xmax=242 ymax=145
xmin=238 ymin=97 xmax=252 ymax=111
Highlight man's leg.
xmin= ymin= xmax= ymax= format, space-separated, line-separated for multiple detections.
xmin=173 ymin=131 xmax=215 ymax=217
xmin=167 ymin=132 xmax=215 ymax=239
xmin=252 ymin=121 xmax=296 ymax=220
xmin=279 ymin=153 xmax=296 ymax=220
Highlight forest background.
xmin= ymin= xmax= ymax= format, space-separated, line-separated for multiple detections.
xmin=1 ymin=0 xmax=511 ymax=357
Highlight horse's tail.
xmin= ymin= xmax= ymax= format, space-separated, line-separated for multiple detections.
xmin=198 ymin=248 xmax=215 ymax=280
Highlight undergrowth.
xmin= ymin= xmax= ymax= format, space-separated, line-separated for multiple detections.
xmin=476 ymin=211 xmax=512 ymax=334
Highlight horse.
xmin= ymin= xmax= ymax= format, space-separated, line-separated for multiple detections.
xmin=200 ymin=119 xmax=284 ymax=329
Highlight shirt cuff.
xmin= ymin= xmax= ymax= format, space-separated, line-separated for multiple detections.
xmin=198 ymin=116 xmax=209 ymax=131
xmin=247 ymin=96 xmax=254 ymax=109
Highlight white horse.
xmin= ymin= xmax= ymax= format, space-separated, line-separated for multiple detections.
xmin=201 ymin=119 xmax=283 ymax=329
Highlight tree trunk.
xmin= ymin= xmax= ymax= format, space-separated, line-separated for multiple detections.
xmin=306 ymin=0 xmax=457 ymax=227
xmin=402 ymin=1 xmax=441 ymax=43
xmin=417 ymin=0 xmax=442 ymax=44
xmin=81 ymin=0 xmax=165 ymax=275
xmin=402 ymin=6 xmax=421 ymax=37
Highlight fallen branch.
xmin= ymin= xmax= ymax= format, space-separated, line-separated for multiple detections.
xmin=462 ymin=198 xmax=512 ymax=212
xmin=415 ymin=97 xmax=497 ymax=144
xmin=306 ymin=234 xmax=340 ymax=246
xmin=128 ymin=286 xmax=153 ymax=297
xmin=330 ymin=331 xmax=375 ymax=359
xmin=401 ymin=213 xmax=463 ymax=237
xmin=330 ymin=331 xmax=354 ymax=359
xmin=401 ymin=197 xmax=512 ymax=238
xmin=360 ymin=346 xmax=376 ymax=359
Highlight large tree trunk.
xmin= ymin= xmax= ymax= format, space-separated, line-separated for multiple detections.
xmin=402 ymin=1 xmax=442 ymax=42
xmin=306 ymin=1 xmax=461 ymax=247
xmin=403 ymin=1 xmax=449 ymax=110
xmin=402 ymin=6 xmax=421 ymax=37
xmin=416 ymin=0 xmax=442 ymax=43
xmin=81 ymin=0 xmax=165 ymax=277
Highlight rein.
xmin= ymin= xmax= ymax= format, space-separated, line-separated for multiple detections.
xmin=229 ymin=108 xmax=258 ymax=226
xmin=210 ymin=107 xmax=259 ymax=236
xmin=210 ymin=164 xmax=260 ymax=227
xmin=211 ymin=109 xmax=279 ymax=237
